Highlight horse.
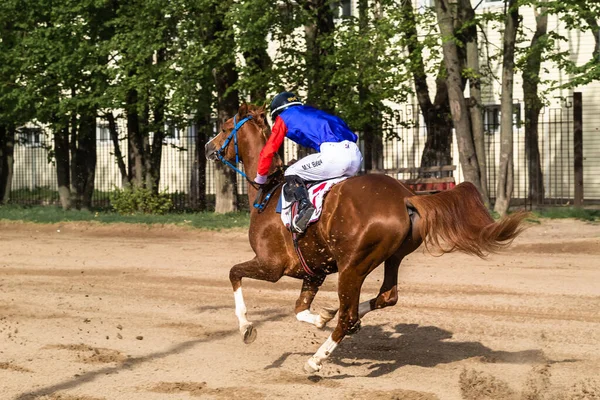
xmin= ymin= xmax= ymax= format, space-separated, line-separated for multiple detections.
xmin=205 ymin=103 xmax=528 ymax=374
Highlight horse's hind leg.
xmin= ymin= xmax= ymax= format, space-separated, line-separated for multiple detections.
xmin=358 ymin=230 xmax=421 ymax=318
xmin=230 ymin=257 xmax=283 ymax=344
xmin=358 ymin=254 xmax=402 ymax=317
xmin=295 ymin=276 xmax=335 ymax=329
xmin=305 ymin=266 xmax=367 ymax=373
xmin=311 ymin=255 xmax=402 ymax=324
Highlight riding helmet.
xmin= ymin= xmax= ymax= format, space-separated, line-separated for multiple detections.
xmin=269 ymin=91 xmax=303 ymax=119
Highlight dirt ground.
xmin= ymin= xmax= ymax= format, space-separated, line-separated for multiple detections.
xmin=1 ymin=218 xmax=599 ymax=400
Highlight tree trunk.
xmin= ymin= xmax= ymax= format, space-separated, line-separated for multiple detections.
xmin=190 ymin=119 xmax=209 ymax=211
xmin=105 ymin=112 xmax=129 ymax=187
xmin=190 ymin=83 xmax=213 ymax=211
xmin=141 ymin=102 xmax=153 ymax=190
xmin=54 ymin=119 xmax=72 ymax=210
xmin=523 ymin=3 xmax=547 ymax=206
xmin=400 ymin=0 xmax=453 ymax=172
xmin=494 ymin=0 xmax=519 ymax=216
xmin=213 ymin=58 xmax=239 ymax=213
xmin=419 ymin=67 xmax=453 ymax=171
xmin=147 ymin=46 xmax=167 ymax=193
xmin=584 ymin=16 xmax=599 ymax=59
xmin=299 ymin=0 xmax=336 ymax=161
xmin=460 ymin=0 xmax=489 ymax=206
xmin=302 ymin=0 xmax=336 ymax=113
xmin=72 ymin=111 xmax=97 ymax=210
xmin=0 ymin=125 xmax=15 ymax=204
xmin=359 ymin=0 xmax=382 ymax=171
xmin=69 ymin=108 xmax=81 ymax=208
xmin=434 ymin=0 xmax=484 ymax=192
xmin=149 ymin=97 xmax=165 ymax=193
xmin=126 ymin=88 xmax=144 ymax=187
xmin=0 ymin=125 xmax=6 ymax=202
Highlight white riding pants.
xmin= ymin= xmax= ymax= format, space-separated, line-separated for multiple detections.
xmin=285 ymin=141 xmax=363 ymax=181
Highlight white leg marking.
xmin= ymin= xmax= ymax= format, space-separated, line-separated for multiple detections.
xmin=296 ymin=310 xmax=329 ymax=328
xmin=358 ymin=300 xmax=372 ymax=318
xmin=234 ymin=288 xmax=250 ymax=329
xmin=296 ymin=310 xmax=318 ymax=325
xmin=306 ymin=334 xmax=338 ymax=373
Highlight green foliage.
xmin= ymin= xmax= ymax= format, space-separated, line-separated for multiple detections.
xmin=109 ymin=186 xmax=173 ymax=215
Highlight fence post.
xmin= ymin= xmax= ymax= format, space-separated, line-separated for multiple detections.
xmin=573 ymin=92 xmax=583 ymax=207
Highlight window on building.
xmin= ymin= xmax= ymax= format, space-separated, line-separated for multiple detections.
xmin=17 ymin=127 xmax=45 ymax=147
xmin=97 ymin=123 xmax=111 ymax=143
xmin=484 ymin=104 xmax=521 ymax=135
xmin=482 ymin=0 xmax=504 ymax=6
xmin=332 ymin=0 xmax=352 ymax=18
xmin=164 ymin=123 xmax=181 ymax=143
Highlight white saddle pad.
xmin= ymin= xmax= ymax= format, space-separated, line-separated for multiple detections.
xmin=280 ymin=177 xmax=347 ymax=229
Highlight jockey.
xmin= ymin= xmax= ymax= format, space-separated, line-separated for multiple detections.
xmin=254 ymin=91 xmax=363 ymax=233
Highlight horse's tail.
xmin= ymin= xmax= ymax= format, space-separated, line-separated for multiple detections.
xmin=405 ymin=182 xmax=528 ymax=258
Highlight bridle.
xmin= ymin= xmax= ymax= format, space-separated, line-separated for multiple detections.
xmin=215 ymin=114 xmax=260 ymax=190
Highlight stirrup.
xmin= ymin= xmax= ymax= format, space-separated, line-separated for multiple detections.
xmin=292 ymin=207 xmax=315 ymax=233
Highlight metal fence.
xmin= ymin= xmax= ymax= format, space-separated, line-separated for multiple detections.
xmin=378 ymin=93 xmax=600 ymax=208
xmin=7 ymin=94 xmax=600 ymax=210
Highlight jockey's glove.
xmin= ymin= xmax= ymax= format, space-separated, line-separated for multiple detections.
xmin=254 ymin=174 xmax=267 ymax=185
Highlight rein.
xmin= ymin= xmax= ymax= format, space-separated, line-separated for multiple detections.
xmin=253 ymin=180 xmax=283 ymax=213
xmin=215 ymin=114 xmax=260 ymax=190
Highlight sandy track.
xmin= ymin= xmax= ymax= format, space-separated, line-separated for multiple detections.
xmin=0 ymin=219 xmax=599 ymax=400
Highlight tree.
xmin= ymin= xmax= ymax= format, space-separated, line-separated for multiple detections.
xmin=298 ymin=0 xmax=337 ymax=112
xmin=545 ymin=0 xmax=600 ymax=87
xmin=434 ymin=0 xmax=486 ymax=195
xmin=110 ymin=0 xmax=179 ymax=192
xmin=232 ymin=0 xmax=275 ymax=104
xmin=400 ymin=0 xmax=453 ymax=170
xmin=210 ymin=0 xmax=240 ymax=213
xmin=16 ymin=0 xmax=117 ymax=209
xmin=458 ymin=0 xmax=489 ymax=205
xmin=328 ymin=0 xmax=412 ymax=171
xmin=494 ymin=0 xmax=520 ymax=216
xmin=0 ymin=1 xmax=26 ymax=203
xmin=521 ymin=0 xmax=549 ymax=206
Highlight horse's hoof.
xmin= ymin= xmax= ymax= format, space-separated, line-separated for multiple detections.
xmin=304 ymin=358 xmax=322 ymax=374
xmin=241 ymin=324 xmax=257 ymax=344
xmin=319 ymin=307 xmax=338 ymax=322
xmin=314 ymin=317 xmax=327 ymax=329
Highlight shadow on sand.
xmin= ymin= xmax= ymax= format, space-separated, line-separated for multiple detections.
xmin=325 ymin=323 xmax=548 ymax=378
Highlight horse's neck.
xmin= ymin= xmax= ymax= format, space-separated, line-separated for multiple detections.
xmin=241 ymin=130 xmax=267 ymax=207
xmin=241 ymin=122 xmax=284 ymax=211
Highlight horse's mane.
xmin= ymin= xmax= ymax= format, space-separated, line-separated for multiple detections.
xmin=238 ymin=103 xmax=270 ymax=134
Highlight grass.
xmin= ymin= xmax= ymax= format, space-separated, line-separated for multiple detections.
xmin=531 ymin=207 xmax=600 ymax=222
xmin=1 ymin=205 xmax=598 ymax=230
xmin=0 ymin=205 xmax=251 ymax=230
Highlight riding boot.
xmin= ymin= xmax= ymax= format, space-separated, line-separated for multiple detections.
xmin=284 ymin=176 xmax=315 ymax=233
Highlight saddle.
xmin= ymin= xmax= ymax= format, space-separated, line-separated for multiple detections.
xmin=253 ymin=167 xmax=347 ymax=231
xmin=277 ymin=177 xmax=347 ymax=232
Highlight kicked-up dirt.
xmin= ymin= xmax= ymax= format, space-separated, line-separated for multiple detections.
xmin=0 ymin=219 xmax=599 ymax=399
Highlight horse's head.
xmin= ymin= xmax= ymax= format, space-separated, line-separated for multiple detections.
xmin=205 ymin=103 xmax=269 ymax=164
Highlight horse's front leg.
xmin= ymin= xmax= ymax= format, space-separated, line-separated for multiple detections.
xmin=230 ymin=257 xmax=283 ymax=344
xmin=295 ymin=276 xmax=336 ymax=329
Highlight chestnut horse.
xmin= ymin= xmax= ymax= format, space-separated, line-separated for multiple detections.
xmin=205 ymin=103 xmax=527 ymax=374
